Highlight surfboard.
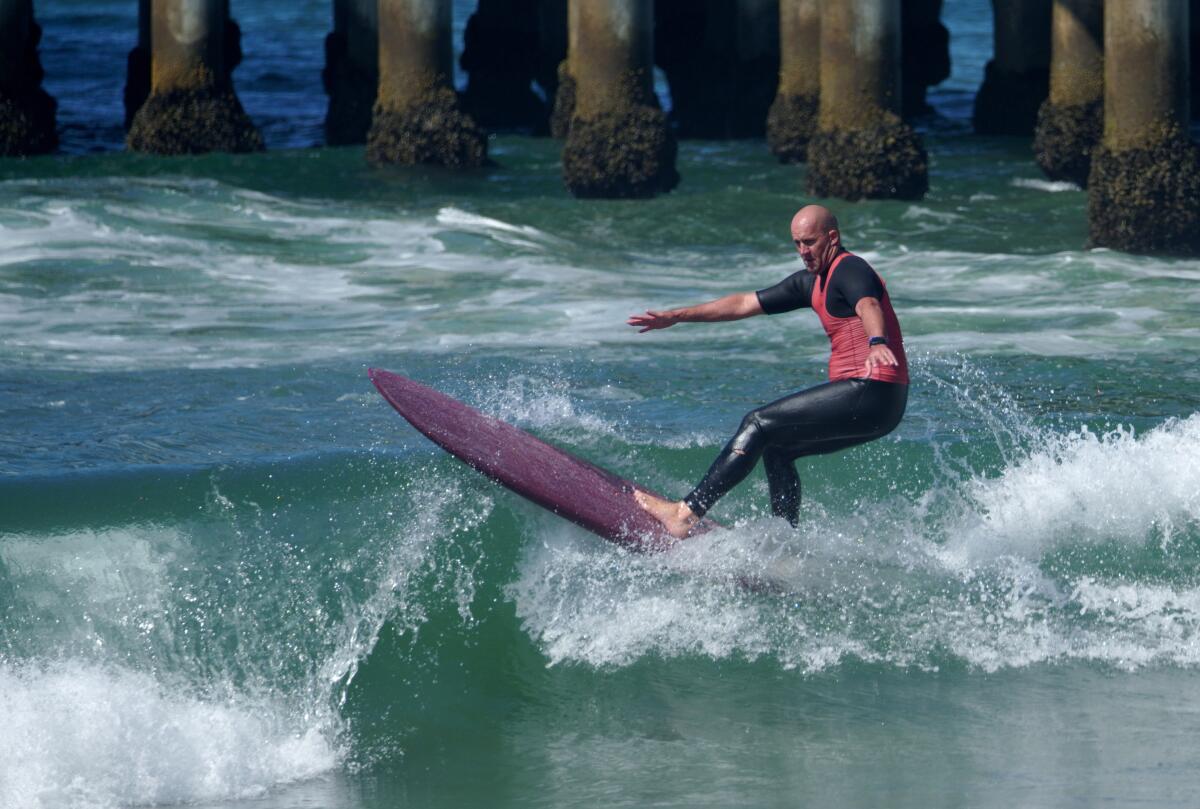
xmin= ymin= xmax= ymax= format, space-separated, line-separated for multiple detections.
xmin=368 ymin=368 xmax=709 ymax=552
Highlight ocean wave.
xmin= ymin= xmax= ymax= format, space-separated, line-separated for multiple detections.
xmin=2 ymin=179 xmax=1196 ymax=370
xmin=0 ymin=661 xmax=337 ymax=809
xmin=941 ymin=414 xmax=1200 ymax=565
xmin=507 ymin=408 xmax=1200 ymax=674
xmin=0 ymin=464 xmax=493 ymax=797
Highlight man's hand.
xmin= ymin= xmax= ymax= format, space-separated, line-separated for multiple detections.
xmin=854 ymin=296 xmax=898 ymax=375
xmin=627 ymin=310 xmax=678 ymax=332
xmin=864 ymin=344 xmax=898 ymax=375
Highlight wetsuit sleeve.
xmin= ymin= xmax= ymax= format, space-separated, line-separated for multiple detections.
xmin=755 ymin=270 xmax=815 ymax=315
xmin=826 ymin=256 xmax=885 ymax=318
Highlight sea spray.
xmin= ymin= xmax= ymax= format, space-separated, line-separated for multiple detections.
xmin=0 ymin=453 xmax=497 ymax=807
xmin=506 ymin=366 xmax=1200 ymax=674
xmin=0 ymin=661 xmax=334 ymax=809
xmin=941 ymin=416 xmax=1200 ymax=565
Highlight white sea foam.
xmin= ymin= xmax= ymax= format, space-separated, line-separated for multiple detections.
xmin=902 ymin=205 xmax=963 ymax=223
xmin=0 ymin=472 xmax=486 ymax=806
xmin=0 ymin=662 xmax=336 ymax=809
xmin=941 ymin=414 xmax=1200 ymax=565
xmin=435 ymin=206 xmax=565 ymax=251
xmin=509 ymin=515 xmax=889 ymax=670
xmin=1 ymin=178 xmax=1195 ymax=369
xmin=509 ymin=413 xmax=1200 ymax=674
xmin=1011 ymin=177 xmax=1082 ymax=193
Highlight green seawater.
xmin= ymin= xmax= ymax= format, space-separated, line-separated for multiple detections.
xmin=2 ymin=132 xmax=1200 ymax=809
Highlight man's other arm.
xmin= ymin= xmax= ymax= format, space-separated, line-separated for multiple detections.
xmin=855 ymin=296 xmax=899 ymax=373
xmin=628 ymin=292 xmax=764 ymax=332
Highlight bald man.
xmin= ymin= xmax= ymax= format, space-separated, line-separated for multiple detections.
xmin=627 ymin=205 xmax=909 ymax=538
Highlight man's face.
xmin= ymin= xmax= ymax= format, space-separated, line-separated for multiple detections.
xmin=791 ymin=215 xmax=839 ymax=275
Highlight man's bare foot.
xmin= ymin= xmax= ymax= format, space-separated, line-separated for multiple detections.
xmin=633 ymin=490 xmax=700 ymax=539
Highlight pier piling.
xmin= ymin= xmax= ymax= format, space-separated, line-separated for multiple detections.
xmin=0 ymin=0 xmax=57 ymax=156
xmin=767 ymin=0 xmax=819 ymax=162
xmin=549 ymin=59 xmax=574 ymax=140
xmin=459 ymin=0 xmax=547 ymax=131
xmin=1193 ymin=0 xmax=1200 ymax=117
xmin=1088 ymin=0 xmax=1200 ymax=253
xmin=1033 ymin=0 xmax=1102 ymax=186
xmin=655 ymin=0 xmax=780 ymax=139
xmin=366 ymin=0 xmax=487 ymax=167
xmin=323 ymin=0 xmax=378 ymax=146
xmin=974 ymin=0 xmax=1051 ymax=135
xmin=901 ymin=0 xmax=951 ymax=117
xmin=124 ymin=0 xmax=151 ymax=130
xmin=807 ymin=0 xmax=927 ymax=200
xmin=127 ymin=0 xmax=262 ymax=154
xmin=561 ymin=0 xmax=678 ymax=198
xmin=540 ymin=0 xmax=571 ymax=137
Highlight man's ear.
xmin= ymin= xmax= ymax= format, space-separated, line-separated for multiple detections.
xmin=829 ymin=230 xmax=840 ymax=246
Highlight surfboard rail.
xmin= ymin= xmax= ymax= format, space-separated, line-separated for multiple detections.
xmin=368 ymin=368 xmax=699 ymax=552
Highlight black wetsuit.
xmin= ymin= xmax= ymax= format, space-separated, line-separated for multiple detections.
xmin=681 ymin=254 xmax=908 ymax=526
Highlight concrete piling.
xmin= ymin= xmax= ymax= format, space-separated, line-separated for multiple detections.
xmin=1193 ymin=0 xmax=1200 ymax=117
xmin=542 ymin=0 xmax=572 ymax=138
xmin=126 ymin=0 xmax=262 ymax=154
xmin=366 ymin=0 xmax=487 ymax=167
xmin=560 ymin=0 xmax=678 ymax=197
xmin=974 ymin=0 xmax=1051 ymax=135
xmin=459 ymin=0 xmax=547 ymax=132
xmin=1033 ymin=0 xmax=1102 ymax=186
xmin=766 ymin=0 xmax=819 ymax=162
xmin=548 ymin=59 xmax=574 ymax=140
xmin=124 ymin=0 xmax=151 ymax=130
xmin=806 ymin=0 xmax=927 ymax=200
xmin=323 ymin=0 xmax=378 ymax=145
xmin=655 ymin=0 xmax=780 ymax=139
xmin=901 ymin=0 xmax=951 ymax=117
xmin=1088 ymin=0 xmax=1200 ymax=253
xmin=0 ymin=0 xmax=57 ymax=156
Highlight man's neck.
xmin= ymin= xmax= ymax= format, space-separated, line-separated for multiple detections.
xmin=819 ymin=247 xmax=846 ymax=277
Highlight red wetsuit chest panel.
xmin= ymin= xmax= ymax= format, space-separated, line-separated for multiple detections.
xmin=811 ymin=252 xmax=909 ymax=384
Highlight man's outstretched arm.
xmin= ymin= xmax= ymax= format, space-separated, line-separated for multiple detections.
xmin=627 ymin=292 xmax=764 ymax=332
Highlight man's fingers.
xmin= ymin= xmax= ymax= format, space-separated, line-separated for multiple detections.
xmin=864 ymin=347 xmax=899 ymax=373
xmin=630 ymin=310 xmax=676 ymax=333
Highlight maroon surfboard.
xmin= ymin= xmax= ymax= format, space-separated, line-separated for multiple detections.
xmin=369 ymin=368 xmax=710 ymax=552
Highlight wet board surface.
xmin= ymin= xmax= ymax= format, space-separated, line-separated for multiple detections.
xmin=369 ymin=368 xmax=709 ymax=552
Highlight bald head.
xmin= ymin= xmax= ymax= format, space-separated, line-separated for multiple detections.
xmin=790 ymin=205 xmax=843 ymax=275
xmin=791 ymin=204 xmax=838 ymax=235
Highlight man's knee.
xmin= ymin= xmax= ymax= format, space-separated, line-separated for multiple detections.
xmin=730 ymin=410 xmax=766 ymax=455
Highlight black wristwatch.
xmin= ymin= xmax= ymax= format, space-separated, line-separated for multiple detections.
xmin=868 ymin=336 xmax=889 ymax=347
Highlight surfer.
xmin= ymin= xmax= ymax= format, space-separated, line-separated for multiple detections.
xmin=627 ymin=204 xmax=908 ymax=537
